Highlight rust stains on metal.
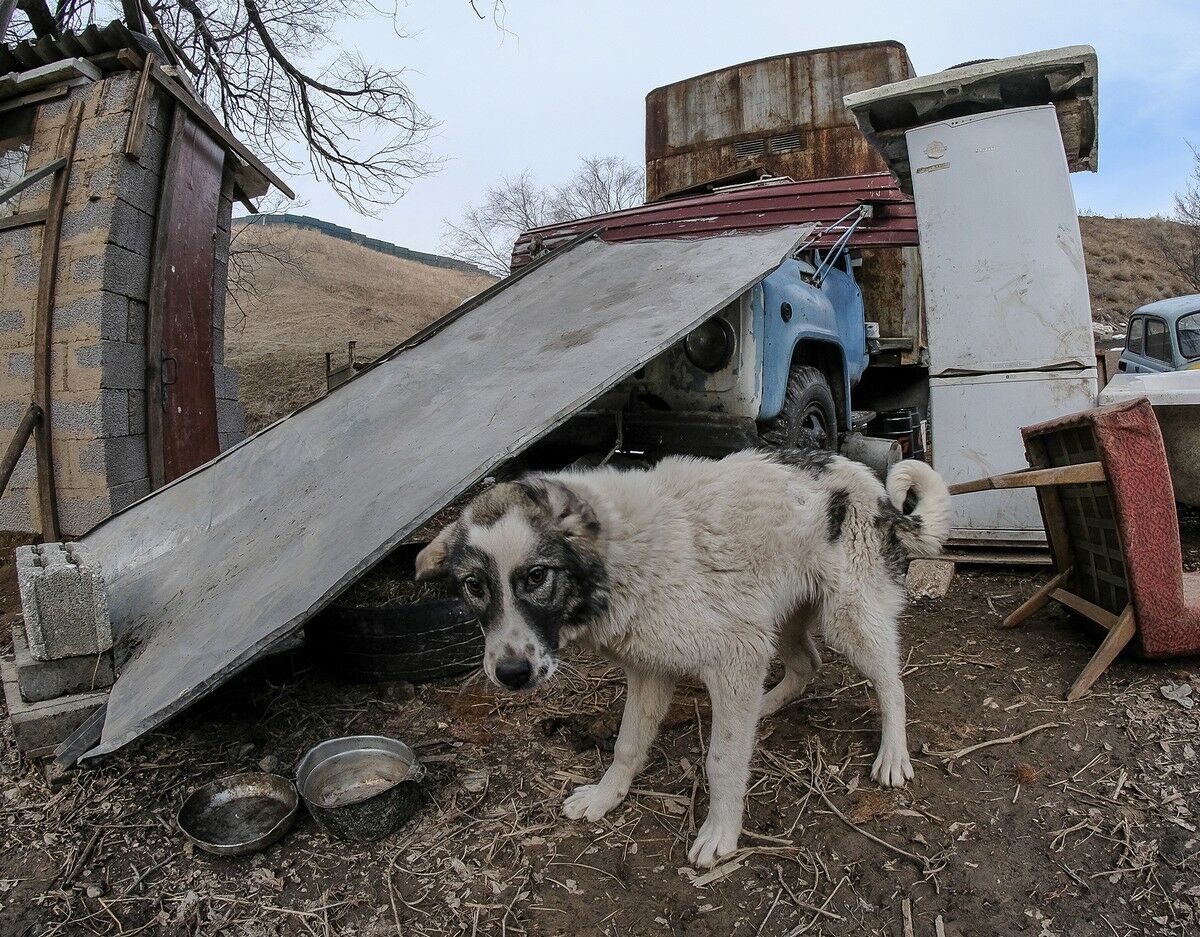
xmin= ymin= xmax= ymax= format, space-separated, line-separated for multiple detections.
xmin=645 ymin=42 xmax=915 ymax=201
xmin=510 ymin=174 xmax=918 ymax=272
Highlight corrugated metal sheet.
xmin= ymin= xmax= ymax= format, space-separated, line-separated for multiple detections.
xmin=511 ymin=173 xmax=917 ymax=272
xmin=645 ymin=42 xmax=915 ymax=200
xmin=0 ymin=21 xmax=152 ymax=76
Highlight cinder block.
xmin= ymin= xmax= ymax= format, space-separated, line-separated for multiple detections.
xmin=102 ymin=434 xmax=147 ymax=483
xmin=57 ymin=495 xmax=113 ymax=538
xmin=0 ymin=490 xmax=32 ymax=531
xmin=109 ymin=476 xmax=149 ymax=513
xmin=56 ymin=290 xmax=128 ymax=342
xmin=127 ymin=389 xmax=145 ymax=434
xmin=97 ymin=340 xmax=145 ymax=391
xmin=17 ymin=542 xmax=112 ymax=660
xmin=1 ymin=657 xmax=106 ymax=756
xmin=127 ymin=300 xmax=147 ymax=345
xmin=215 ymin=364 xmax=240 ymax=401
xmin=10 ymin=624 xmax=113 ymax=702
xmin=0 ymin=310 xmax=25 ymax=335
xmin=101 ymin=244 xmax=150 ymax=302
xmin=109 ymin=200 xmax=154 ymax=255
xmin=217 ymin=398 xmax=246 ymax=438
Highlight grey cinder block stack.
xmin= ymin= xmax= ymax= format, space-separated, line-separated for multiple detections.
xmin=2 ymin=542 xmax=113 ymax=757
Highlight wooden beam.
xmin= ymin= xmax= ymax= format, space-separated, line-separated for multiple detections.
xmin=949 ymin=461 xmax=1105 ymax=495
xmin=0 ymin=83 xmax=70 ymax=116
xmin=1066 ymin=605 xmax=1136 ymax=702
xmin=1051 ymin=588 xmax=1120 ymax=632
xmin=0 ymin=157 xmax=67 ymax=207
xmin=0 ymin=404 xmax=40 ymax=499
xmin=0 ymin=209 xmax=47 ymax=233
xmin=32 ymin=101 xmax=83 ymax=542
xmin=117 ymin=49 xmax=294 ymax=200
xmin=1002 ymin=567 xmax=1073 ymax=629
xmin=123 ymin=53 xmax=156 ymax=159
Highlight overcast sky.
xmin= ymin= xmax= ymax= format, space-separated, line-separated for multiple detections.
xmin=265 ymin=0 xmax=1200 ymax=257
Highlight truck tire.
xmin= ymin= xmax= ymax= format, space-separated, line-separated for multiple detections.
xmin=759 ymin=365 xmax=839 ymax=451
xmin=305 ymin=597 xmax=483 ymax=684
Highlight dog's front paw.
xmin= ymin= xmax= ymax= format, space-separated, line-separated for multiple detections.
xmin=687 ymin=815 xmax=741 ymax=869
xmin=563 ymin=783 xmax=625 ymax=822
xmin=871 ymin=745 xmax=914 ymax=788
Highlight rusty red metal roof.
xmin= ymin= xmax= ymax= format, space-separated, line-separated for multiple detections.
xmin=510 ymin=173 xmax=918 ymax=272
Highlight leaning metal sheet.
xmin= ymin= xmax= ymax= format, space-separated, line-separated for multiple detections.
xmin=82 ymin=226 xmax=813 ymax=759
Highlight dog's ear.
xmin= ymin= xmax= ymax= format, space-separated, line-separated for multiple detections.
xmin=415 ymin=524 xmax=457 ymax=581
xmin=520 ymin=477 xmax=600 ymax=543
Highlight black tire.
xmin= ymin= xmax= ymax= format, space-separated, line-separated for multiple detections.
xmin=758 ymin=365 xmax=839 ymax=451
xmin=306 ymin=597 xmax=483 ymax=684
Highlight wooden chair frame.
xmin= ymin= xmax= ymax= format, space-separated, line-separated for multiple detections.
xmin=949 ymin=459 xmax=1137 ymax=701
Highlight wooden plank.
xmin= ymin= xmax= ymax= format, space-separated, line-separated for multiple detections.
xmin=0 ymin=83 xmax=70 ymax=116
xmin=123 ymin=53 xmax=156 ymax=159
xmin=1066 ymin=606 xmax=1136 ymax=702
xmin=1002 ymin=567 xmax=1072 ymax=629
xmin=0 ymin=404 xmax=40 ymax=499
xmin=0 ymin=209 xmax=47 ymax=232
xmin=948 ymin=461 xmax=1105 ymax=495
xmin=145 ymin=104 xmax=186 ymax=492
xmin=117 ymin=49 xmax=293 ymax=200
xmin=0 ymin=156 xmax=67 ymax=206
xmin=1050 ymin=588 xmax=1120 ymax=631
xmin=32 ymin=100 xmax=82 ymax=542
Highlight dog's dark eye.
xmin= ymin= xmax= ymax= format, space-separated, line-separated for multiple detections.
xmin=525 ymin=566 xmax=548 ymax=589
xmin=462 ymin=576 xmax=485 ymax=599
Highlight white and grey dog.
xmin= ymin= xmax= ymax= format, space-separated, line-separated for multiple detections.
xmin=416 ymin=447 xmax=950 ymax=868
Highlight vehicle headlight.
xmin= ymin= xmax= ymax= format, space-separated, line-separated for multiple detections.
xmin=684 ymin=319 xmax=735 ymax=372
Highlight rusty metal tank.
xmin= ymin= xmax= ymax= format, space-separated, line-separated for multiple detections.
xmin=645 ymin=41 xmax=923 ymax=363
xmin=644 ymin=41 xmax=915 ymax=200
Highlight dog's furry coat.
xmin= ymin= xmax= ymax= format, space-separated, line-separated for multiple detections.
xmin=417 ymin=448 xmax=950 ymax=868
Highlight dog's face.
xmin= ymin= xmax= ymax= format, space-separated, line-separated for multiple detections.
xmin=415 ymin=478 xmax=608 ymax=691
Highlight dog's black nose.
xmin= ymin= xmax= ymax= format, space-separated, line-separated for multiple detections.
xmin=495 ymin=658 xmax=533 ymax=690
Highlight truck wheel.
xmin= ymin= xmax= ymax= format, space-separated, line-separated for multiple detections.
xmin=759 ymin=365 xmax=838 ymax=451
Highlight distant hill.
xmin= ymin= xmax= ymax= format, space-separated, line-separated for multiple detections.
xmin=226 ymin=214 xmax=1191 ymax=432
xmin=1080 ymin=215 xmax=1194 ymax=330
xmin=226 ymin=222 xmax=495 ymax=432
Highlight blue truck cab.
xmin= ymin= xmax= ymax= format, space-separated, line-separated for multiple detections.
xmin=536 ymin=236 xmax=875 ymax=463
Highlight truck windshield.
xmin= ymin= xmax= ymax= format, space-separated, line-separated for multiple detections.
xmin=1179 ymin=312 xmax=1200 ymax=361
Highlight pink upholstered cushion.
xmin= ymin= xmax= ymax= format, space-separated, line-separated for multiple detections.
xmin=1023 ymin=398 xmax=1200 ymax=658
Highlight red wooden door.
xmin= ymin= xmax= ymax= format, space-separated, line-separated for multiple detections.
xmin=150 ymin=110 xmax=222 ymax=485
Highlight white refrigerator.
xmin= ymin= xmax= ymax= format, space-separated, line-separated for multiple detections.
xmin=908 ymin=106 xmax=1098 ymax=544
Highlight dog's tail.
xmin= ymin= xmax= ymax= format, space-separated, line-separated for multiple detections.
xmin=885 ymin=460 xmax=951 ymax=556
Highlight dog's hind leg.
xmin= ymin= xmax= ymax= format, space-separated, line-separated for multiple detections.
xmin=760 ymin=601 xmax=822 ymax=719
xmin=689 ymin=658 xmax=767 ymax=868
xmin=563 ymin=667 xmax=675 ymax=823
xmin=823 ymin=590 xmax=913 ymax=788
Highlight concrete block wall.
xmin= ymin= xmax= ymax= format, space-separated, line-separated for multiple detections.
xmin=213 ymin=173 xmax=245 ymax=452
xmin=0 ymin=73 xmax=246 ymax=536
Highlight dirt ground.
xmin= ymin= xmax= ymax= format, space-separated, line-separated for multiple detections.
xmin=0 ymin=514 xmax=1197 ymax=937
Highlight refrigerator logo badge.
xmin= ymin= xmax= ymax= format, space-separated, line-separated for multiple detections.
xmin=924 ymin=140 xmax=948 ymax=159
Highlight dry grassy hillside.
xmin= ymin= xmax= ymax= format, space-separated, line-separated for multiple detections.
xmin=1080 ymin=215 xmax=1194 ymax=329
xmin=226 ymin=215 xmax=1193 ymax=432
xmin=226 ymin=224 xmax=495 ymax=431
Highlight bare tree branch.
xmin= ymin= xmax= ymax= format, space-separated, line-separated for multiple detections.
xmin=7 ymin=1 xmax=505 ymax=211
xmin=1156 ymin=143 xmax=1200 ymax=291
xmin=443 ymin=156 xmax=645 ymax=276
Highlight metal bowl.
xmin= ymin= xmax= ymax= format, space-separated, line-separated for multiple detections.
xmin=295 ymin=736 xmax=425 ymax=843
xmin=177 ymin=772 xmax=299 ymax=857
